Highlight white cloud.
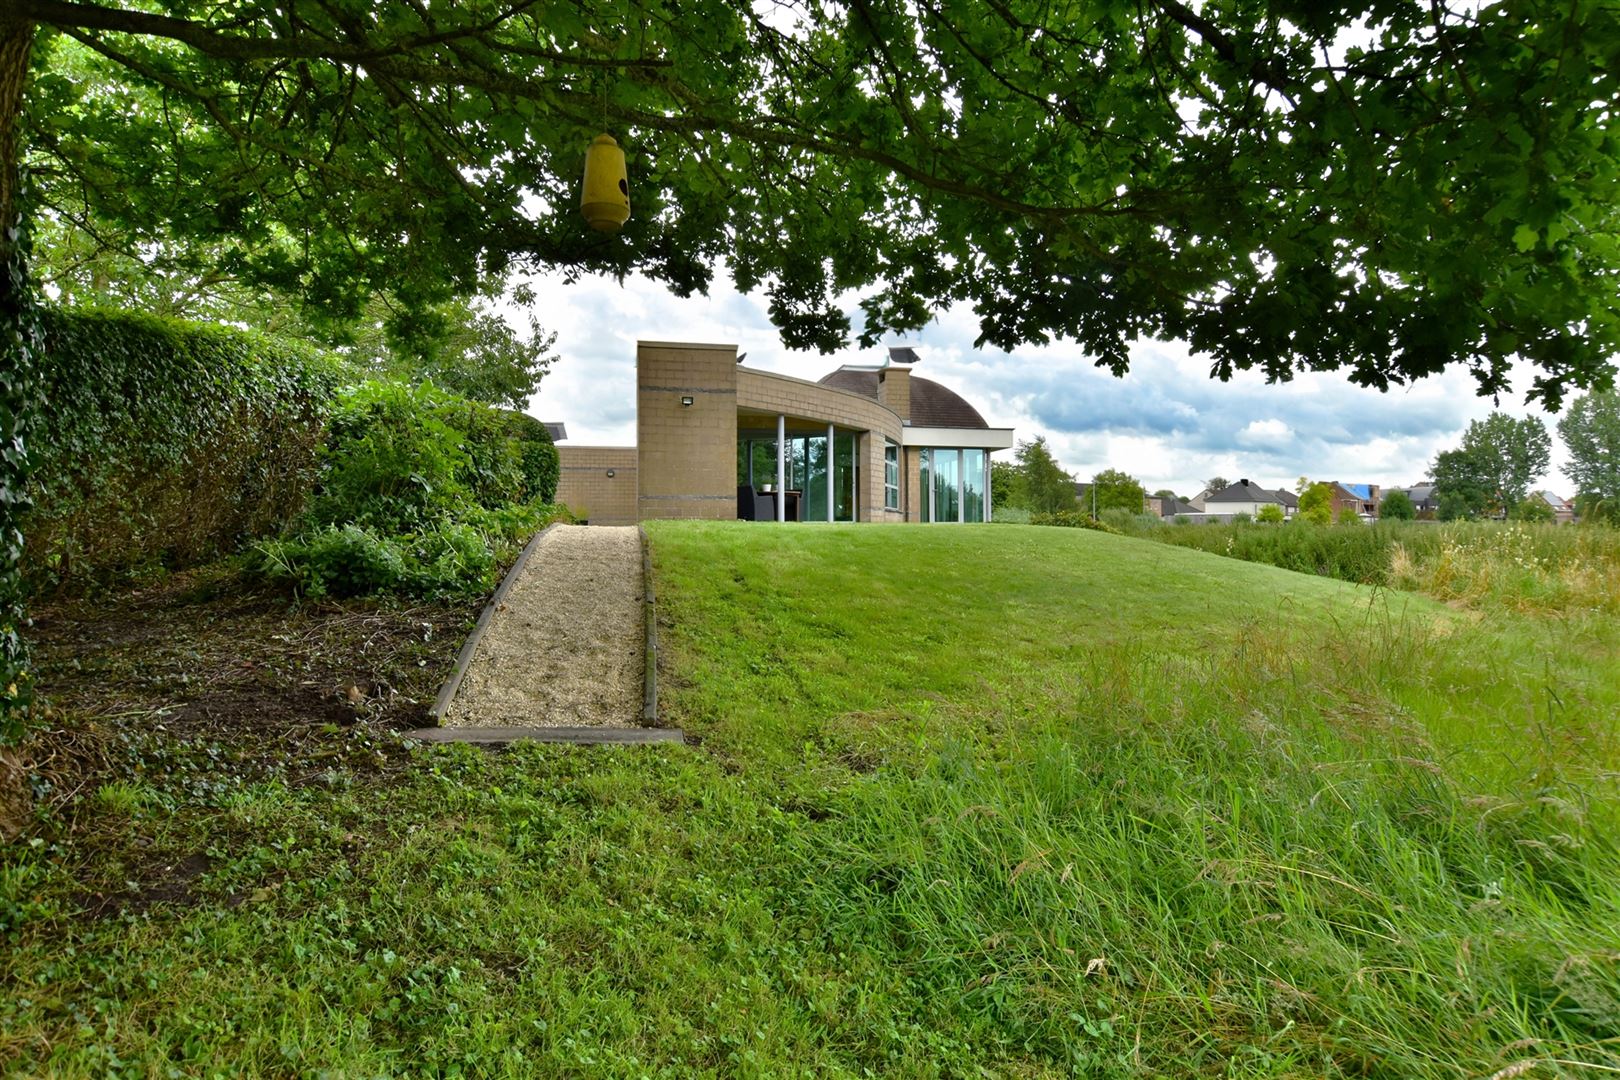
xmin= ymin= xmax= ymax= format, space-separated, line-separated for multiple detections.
xmin=510 ymin=267 xmax=1577 ymax=497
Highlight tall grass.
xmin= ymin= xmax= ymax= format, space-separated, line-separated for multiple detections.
xmin=1127 ymin=519 xmax=1620 ymax=616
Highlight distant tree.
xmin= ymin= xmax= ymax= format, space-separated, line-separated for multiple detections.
xmin=1431 ymin=447 xmax=1493 ymax=518
xmin=1152 ymin=489 xmax=1178 ymax=500
xmin=1380 ymin=490 xmax=1417 ymax=521
xmin=1204 ymin=476 xmax=1230 ymax=495
xmin=1298 ymin=481 xmax=1334 ymax=526
xmin=1015 ymin=437 xmax=1078 ymax=515
xmin=1256 ymin=503 xmax=1285 ymax=524
xmin=1558 ymin=391 xmax=1620 ymax=505
xmin=1090 ymin=469 xmax=1147 ymax=516
xmin=1512 ymin=497 xmax=1555 ymax=523
xmin=1432 ymin=413 xmax=1551 ymax=516
xmin=1437 ymin=492 xmax=1474 ymax=522
xmin=1574 ymin=493 xmax=1620 ymax=526
xmin=345 ymin=293 xmax=559 ymax=411
xmin=990 ymin=459 xmax=1025 ymax=510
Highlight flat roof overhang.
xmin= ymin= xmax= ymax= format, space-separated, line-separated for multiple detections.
xmin=900 ymin=426 xmax=1016 ymax=450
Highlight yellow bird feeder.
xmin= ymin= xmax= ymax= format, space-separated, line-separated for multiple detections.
xmin=581 ymin=133 xmax=630 ymax=232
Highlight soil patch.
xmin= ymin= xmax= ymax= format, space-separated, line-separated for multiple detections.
xmin=20 ymin=567 xmax=479 ymax=833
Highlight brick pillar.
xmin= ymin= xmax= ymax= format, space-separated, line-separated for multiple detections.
xmin=636 ymin=342 xmax=739 ymax=520
xmin=877 ymin=366 xmax=911 ymax=421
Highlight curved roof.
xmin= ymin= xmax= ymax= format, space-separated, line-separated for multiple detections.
xmin=816 ymin=367 xmax=989 ymax=429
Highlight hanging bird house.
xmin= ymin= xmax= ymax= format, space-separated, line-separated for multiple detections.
xmin=581 ymin=133 xmax=630 ymax=232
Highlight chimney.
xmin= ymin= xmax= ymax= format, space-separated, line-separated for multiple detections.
xmin=878 ymin=367 xmax=911 ymax=421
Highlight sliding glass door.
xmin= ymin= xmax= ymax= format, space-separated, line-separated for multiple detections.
xmin=922 ymin=448 xmax=989 ymax=523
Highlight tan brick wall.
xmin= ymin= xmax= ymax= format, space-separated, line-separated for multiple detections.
xmin=637 ymin=342 xmax=739 ymax=521
xmin=556 ymin=446 xmax=638 ymax=525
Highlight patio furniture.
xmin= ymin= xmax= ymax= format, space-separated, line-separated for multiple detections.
xmin=737 ymin=484 xmax=773 ymax=521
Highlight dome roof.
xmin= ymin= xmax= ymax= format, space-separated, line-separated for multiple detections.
xmin=817 ymin=367 xmax=989 ymax=429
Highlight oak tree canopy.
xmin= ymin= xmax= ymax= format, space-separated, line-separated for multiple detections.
xmin=7 ymin=0 xmax=1619 ymax=403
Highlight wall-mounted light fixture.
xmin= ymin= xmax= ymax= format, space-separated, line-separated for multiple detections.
xmin=606 ymin=469 xmax=616 ymax=478
xmin=680 ymin=395 xmax=694 ymax=407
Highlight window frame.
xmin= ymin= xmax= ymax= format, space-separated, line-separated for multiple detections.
xmin=884 ymin=440 xmax=900 ymax=510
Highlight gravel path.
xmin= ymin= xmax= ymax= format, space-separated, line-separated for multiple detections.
xmin=442 ymin=525 xmax=644 ymax=728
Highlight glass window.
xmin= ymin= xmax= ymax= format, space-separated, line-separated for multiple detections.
xmin=884 ymin=441 xmax=899 ymax=510
xmin=834 ymin=432 xmax=856 ymax=521
xmin=804 ymin=435 xmax=829 ymax=521
xmin=962 ymin=449 xmax=985 ymax=523
xmin=933 ymin=448 xmax=960 ymax=523
xmin=919 ymin=449 xmax=931 ymax=521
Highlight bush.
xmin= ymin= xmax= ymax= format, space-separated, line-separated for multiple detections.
xmin=1030 ymin=510 xmax=1118 ymax=533
xmin=1231 ymin=511 xmax=1253 ymax=525
xmin=27 ymin=308 xmax=348 ymax=590
xmin=1512 ymin=497 xmax=1555 ymax=524
xmin=1336 ymin=507 xmax=1363 ymax=526
xmin=251 ymin=503 xmax=569 ymax=599
xmin=306 ymin=382 xmax=559 ymax=534
xmin=253 ymin=382 xmax=569 ymax=599
xmin=1256 ymin=504 xmax=1285 ymax=524
xmin=1098 ymin=507 xmax=1138 ymax=532
xmin=990 ymin=506 xmax=1032 ymax=524
xmin=1380 ymin=490 xmax=1416 ymax=520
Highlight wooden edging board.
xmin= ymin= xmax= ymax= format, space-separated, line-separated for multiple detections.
xmin=426 ymin=521 xmax=562 ymax=723
xmin=406 ymin=726 xmax=685 ymax=746
xmin=640 ymin=525 xmax=658 ymax=726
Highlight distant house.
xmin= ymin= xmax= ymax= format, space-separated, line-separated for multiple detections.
xmin=1535 ymin=490 xmax=1576 ymax=524
xmin=1329 ymin=483 xmax=1380 ymax=519
xmin=1147 ymin=494 xmax=1202 ymax=519
xmin=1203 ymin=479 xmax=1286 ymax=517
xmin=1272 ymin=488 xmax=1299 ymax=518
xmin=1388 ymin=483 xmax=1439 ymax=518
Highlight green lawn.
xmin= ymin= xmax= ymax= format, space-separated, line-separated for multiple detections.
xmin=5 ymin=523 xmax=1618 ymax=1077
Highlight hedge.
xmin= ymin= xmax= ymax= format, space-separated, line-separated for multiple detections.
xmin=26 ymin=308 xmax=349 ymax=590
xmin=3 ymin=209 xmax=43 ymax=742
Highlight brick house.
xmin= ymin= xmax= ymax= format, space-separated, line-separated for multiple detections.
xmin=553 ymin=341 xmax=1014 ymax=525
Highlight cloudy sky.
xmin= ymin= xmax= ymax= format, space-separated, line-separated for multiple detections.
xmin=517 ymin=267 xmax=1572 ymax=499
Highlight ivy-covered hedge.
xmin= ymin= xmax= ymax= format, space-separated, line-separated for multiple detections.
xmin=3 ymin=209 xmax=43 ymax=743
xmin=26 ymin=309 xmax=348 ymax=590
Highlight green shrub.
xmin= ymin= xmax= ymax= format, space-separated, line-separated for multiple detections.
xmin=1231 ymin=511 xmax=1253 ymax=525
xmin=1098 ymin=507 xmax=1137 ymax=532
xmin=1336 ymin=507 xmax=1363 ymax=526
xmin=306 ymin=382 xmax=558 ymax=534
xmin=306 ymin=381 xmax=472 ymax=532
xmin=501 ymin=410 xmax=561 ymax=504
xmin=1030 ymin=510 xmax=1117 ymax=533
xmin=1512 ymin=497 xmax=1555 ymax=524
xmin=252 ymin=481 xmax=570 ymax=600
xmin=1380 ymin=490 xmax=1417 ymax=520
xmin=990 ymin=506 xmax=1032 ymax=524
xmin=27 ymin=308 xmax=347 ymax=590
xmin=1256 ymin=503 xmax=1285 ymax=524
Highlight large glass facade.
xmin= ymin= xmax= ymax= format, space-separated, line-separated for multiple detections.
xmin=923 ymin=447 xmax=990 ymax=523
xmin=933 ymin=448 xmax=959 ymax=523
xmin=737 ymin=431 xmax=855 ymax=521
xmin=962 ymin=449 xmax=986 ymax=522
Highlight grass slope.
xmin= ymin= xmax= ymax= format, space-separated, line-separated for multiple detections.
xmin=4 ymin=523 xmax=1618 ymax=1077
